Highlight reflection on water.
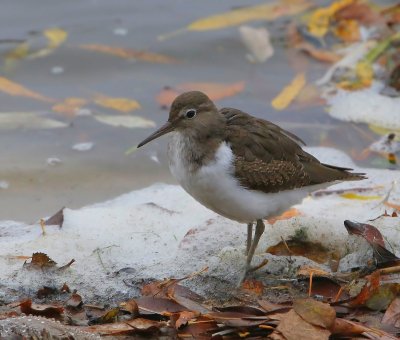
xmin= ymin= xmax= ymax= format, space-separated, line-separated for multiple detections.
xmin=0 ymin=0 xmax=396 ymax=221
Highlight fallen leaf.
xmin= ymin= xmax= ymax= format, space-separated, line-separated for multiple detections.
xmin=307 ymin=0 xmax=355 ymax=38
xmin=93 ymin=115 xmax=156 ymax=128
xmin=241 ymin=279 xmax=264 ymax=295
xmin=93 ymin=94 xmax=141 ymax=113
xmin=83 ymin=318 xmax=164 ymax=335
xmin=175 ymin=311 xmax=199 ymax=329
xmin=19 ymin=299 xmax=63 ymax=319
xmin=238 ymin=25 xmax=273 ymax=63
xmin=24 ymin=252 xmax=57 ymax=270
xmin=344 ymin=220 xmax=385 ymax=248
xmin=340 ymin=192 xmax=381 ymax=200
xmin=45 ymin=207 xmax=64 ymax=227
xmin=0 ymin=77 xmax=54 ymax=102
xmin=186 ymin=0 xmax=312 ymax=31
xmin=268 ymin=208 xmax=301 ymax=225
xmin=333 ymin=19 xmax=360 ymax=42
xmin=177 ymin=317 xmax=218 ymax=338
xmin=365 ymin=283 xmax=400 ymax=311
xmin=156 ymin=81 xmax=245 ymax=107
xmin=79 ymin=44 xmax=178 ymax=64
xmin=293 ymin=298 xmax=336 ymax=328
xmin=271 ymin=73 xmax=306 ymax=111
xmin=382 ymin=297 xmax=400 ymax=327
xmin=334 ymin=2 xmax=381 ymax=25
xmin=43 ymin=27 xmax=68 ymax=49
xmin=277 ymin=309 xmax=331 ymax=340
xmin=120 ymin=299 xmax=139 ymax=317
xmin=204 ymin=311 xmax=268 ymax=327
xmin=267 ymin=239 xmax=337 ymax=264
xmin=0 ymin=112 xmax=68 ymax=130
xmin=66 ymin=293 xmax=83 ymax=309
xmin=52 ymin=98 xmax=88 ymax=117
xmin=371 ymin=243 xmax=400 ymax=268
xmin=136 ymin=296 xmax=189 ymax=315
xmin=349 ymin=270 xmax=380 ymax=307
xmin=296 ymin=42 xmax=342 ymax=63
xmin=88 ymin=307 xmax=120 ymax=325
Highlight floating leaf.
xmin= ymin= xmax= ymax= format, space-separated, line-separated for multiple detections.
xmin=93 ymin=94 xmax=141 ymax=113
xmin=340 ymin=193 xmax=381 ymax=200
xmin=43 ymin=28 xmax=68 ymax=49
xmin=0 ymin=77 xmax=54 ymax=102
xmin=52 ymin=98 xmax=88 ymax=117
xmin=271 ymin=73 xmax=306 ymax=111
xmin=0 ymin=112 xmax=68 ymax=130
xmin=333 ymin=19 xmax=360 ymax=42
xmin=186 ymin=0 xmax=312 ymax=31
xmin=307 ymin=0 xmax=355 ymax=38
xmin=79 ymin=44 xmax=178 ymax=64
xmin=94 ymin=115 xmax=156 ymax=128
xmin=157 ymin=81 xmax=245 ymax=107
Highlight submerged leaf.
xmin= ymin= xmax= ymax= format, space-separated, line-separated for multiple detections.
xmin=93 ymin=115 xmax=156 ymax=128
xmin=93 ymin=94 xmax=141 ymax=113
xmin=0 ymin=112 xmax=68 ymax=130
xmin=271 ymin=73 xmax=306 ymax=111
xmin=0 ymin=77 xmax=54 ymax=102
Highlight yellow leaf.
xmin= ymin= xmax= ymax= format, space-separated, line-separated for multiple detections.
xmin=272 ymin=73 xmax=306 ymax=111
xmin=94 ymin=115 xmax=156 ymax=128
xmin=187 ymin=0 xmax=312 ymax=31
xmin=0 ymin=76 xmax=54 ymax=102
xmin=79 ymin=44 xmax=178 ymax=64
xmin=308 ymin=0 xmax=355 ymax=37
xmin=52 ymin=98 xmax=88 ymax=117
xmin=338 ymin=60 xmax=373 ymax=90
xmin=333 ymin=19 xmax=360 ymax=42
xmin=340 ymin=193 xmax=381 ymax=200
xmin=368 ymin=124 xmax=400 ymax=136
xmin=93 ymin=94 xmax=141 ymax=113
xmin=43 ymin=28 xmax=68 ymax=49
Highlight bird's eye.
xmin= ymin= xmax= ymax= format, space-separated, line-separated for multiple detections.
xmin=185 ymin=109 xmax=197 ymax=119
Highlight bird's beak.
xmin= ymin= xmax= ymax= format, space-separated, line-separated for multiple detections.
xmin=137 ymin=121 xmax=174 ymax=148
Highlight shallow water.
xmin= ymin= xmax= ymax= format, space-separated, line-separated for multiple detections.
xmin=0 ymin=0 xmax=396 ymax=221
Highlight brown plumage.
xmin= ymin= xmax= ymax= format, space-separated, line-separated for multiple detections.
xmin=220 ymin=107 xmax=365 ymax=193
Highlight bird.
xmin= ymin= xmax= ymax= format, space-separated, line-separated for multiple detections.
xmin=137 ymin=91 xmax=366 ymax=273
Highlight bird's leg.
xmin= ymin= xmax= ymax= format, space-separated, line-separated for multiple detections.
xmin=246 ymin=223 xmax=253 ymax=255
xmin=245 ymin=219 xmax=265 ymax=272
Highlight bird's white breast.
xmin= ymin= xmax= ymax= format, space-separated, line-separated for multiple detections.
xmin=167 ymin=132 xmax=318 ymax=223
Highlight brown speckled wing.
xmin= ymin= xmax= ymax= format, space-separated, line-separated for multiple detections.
xmin=220 ymin=107 xmax=365 ymax=193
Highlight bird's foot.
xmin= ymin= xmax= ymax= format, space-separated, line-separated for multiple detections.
xmin=245 ymin=259 xmax=269 ymax=274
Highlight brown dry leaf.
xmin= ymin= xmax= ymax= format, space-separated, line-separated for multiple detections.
xmin=365 ymin=283 xmax=400 ymax=311
xmin=271 ymin=73 xmax=306 ymax=111
xmin=93 ymin=94 xmax=141 ymax=113
xmin=52 ymin=98 xmax=87 ymax=117
xmin=331 ymin=318 xmax=398 ymax=339
xmin=36 ymin=286 xmax=58 ymax=299
xmin=241 ymin=279 xmax=264 ymax=295
xmin=120 ymin=299 xmax=139 ymax=317
xmin=19 ymin=299 xmax=64 ymax=319
xmin=204 ymin=311 xmax=268 ymax=327
xmin=136 ymin=296 xmax=189 ymax=315
xmin=267 ymin=239 xmax=336 ymax=264
xmin=349 ymin=270 xmax=381 ymax=307
xmin=0 ymin=76 xmax=54 ymax=102
xmin=175 ymin=311 xmax=199 ymax=329
xmin=293 ymin=298 xmax=336 ymax=328
xmin=45 ymin=207 xmax=64 ymax=227
xmin=268 ymin=208 xmax=301 ymax=225
xmin=258 ymin=300 xmax=291 ymax=314
xmin=382 ymin=297 xmax=400 ymax=327
xmin=177 ymin=316 xmax=217 ymax=339
xmin=296 ymin=42 xmax=342 ymax=63
xmin=25 ymin=252 xmax=57 ymax=269
xmin=344 ymin=220 xmax=385 ymax=248
xmin=61 ymin=283 xmax=70 ymax=293
xmin=333 ymin=19 xmax=360 ymax=42
xmin=306 ymin=277 xmax=347 ymax=301
xmin=79 ymin=44 xmax=178 ymax=64
xmin=277 ymin=309 xmax=331 ymax=340
xmin=83 ymin=318 xmax=164 ymax=335
xmin=334 ymin=2 xmax=381 ymax=25
xmin=66 ymin=293 xmax=83 ymax=309
xmin=157 ymin=81 xmax=245 ymax=107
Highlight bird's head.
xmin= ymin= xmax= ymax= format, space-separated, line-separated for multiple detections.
xmin=137 ymin=91 xmax=223 ymax=148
